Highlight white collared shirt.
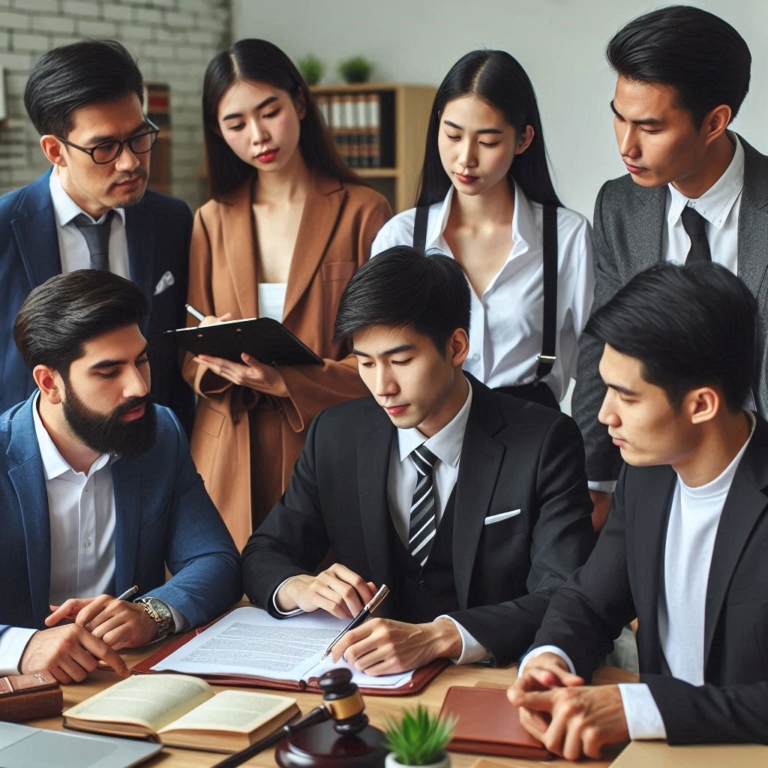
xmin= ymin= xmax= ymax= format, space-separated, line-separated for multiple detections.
xmin=663 ymin=134 xmax=744 ymax=272
xmin=371 ymin=183 xmax=595 ymax=401
xmin=49 ymin=170 xmax=130 ymax=278
xmin=522 ymin=412 xmax=756 ymax=741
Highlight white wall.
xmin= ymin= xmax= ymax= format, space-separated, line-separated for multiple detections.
xmin=231 ymin=0 xmax=768 ymax=220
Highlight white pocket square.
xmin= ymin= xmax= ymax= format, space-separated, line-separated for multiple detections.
xmin=484 ymin=509 xmax=522 ymax=525
xmin=154 ymin=270 xmax=175 ymax=296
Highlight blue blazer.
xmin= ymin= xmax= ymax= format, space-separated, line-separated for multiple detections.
xmin=0 ymin=171 xmax=195 ymax=432
xmin=0 ymin=396 xmax=241 ymax=636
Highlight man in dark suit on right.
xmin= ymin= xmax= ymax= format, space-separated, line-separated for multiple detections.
xmin=573 ymin=6 xmax=768 ymax=528
xmin=511 ymin=263 xmax=768 ymax=756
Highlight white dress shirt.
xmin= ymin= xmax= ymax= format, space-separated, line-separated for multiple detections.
xmin=371 ymin=183 xmax=595 ymax=401
xmin=257 ymin=283 xmax=287 ymax=322
xmin=49 ymin=169 xmax=130 ymax=278
xmin=0 ymin=397 xmax=186 ymax=675
xmin=522 ymin=412 xmax=756 ymax=740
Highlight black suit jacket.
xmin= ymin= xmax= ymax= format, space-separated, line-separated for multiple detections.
xmin=573 ymin=136 xmax=768 ymax=482
xmin=532 ymin=419 xmax=768 ymax=744
xmin=0 ymin=171 xmax=195 ymax=433
xmin=242 ymin=377 xmax=596 ymax=667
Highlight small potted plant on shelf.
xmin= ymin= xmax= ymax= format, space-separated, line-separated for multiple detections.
xmin=338 ymin=55 xmax=374 ymax=84
xmin=297 ymin=54 xmax=324 ymax=86
xmin=384 ymin=705 xmax=456 ymax=768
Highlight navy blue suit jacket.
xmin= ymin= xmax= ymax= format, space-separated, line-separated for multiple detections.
xmin=0 ymin=171 xmax=195 ymax=432
xmin=0 ymin=396 xmax=241 ymax=636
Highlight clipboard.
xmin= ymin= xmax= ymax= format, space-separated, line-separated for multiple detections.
xmin=168 ymin=318 xmax=323 ymax=366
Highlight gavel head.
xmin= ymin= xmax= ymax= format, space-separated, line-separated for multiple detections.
xmin=317 ymin=668 xmax=369 ymax=735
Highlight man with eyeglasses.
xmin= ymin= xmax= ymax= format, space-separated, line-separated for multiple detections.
xmin=0 ymin=40 xmax=194 ymax=432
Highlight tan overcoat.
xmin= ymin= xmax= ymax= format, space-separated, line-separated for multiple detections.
xmin=183 ymin=174 xmax=391 ymax=550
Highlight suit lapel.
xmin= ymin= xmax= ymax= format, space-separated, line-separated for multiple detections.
xmin=704 ymin=422 xmax=768 ymax=664
xmin=358 ymin=414 xmax=396 ymax=608
xmin=11 ymin=172 xmax=62 ymax=289
xmin=221 ymin=182 xmax=259 ymax=319
xmin=453 ymin=383 xmax=505 ymax=610
xmin=736 ymin=137 xmax=768 ymax=297
xmin=111 ymin=459 xmax=142 ymax=595
xmin=283 ymin=176 xmax=344 ymax=326
xmin=6 ymin=398 xmax=52 ymax=627
xmin=125 ymin=203 xmax=156 ymax=335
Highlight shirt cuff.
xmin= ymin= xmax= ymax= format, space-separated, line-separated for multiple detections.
xmin=272 ymin=577 xmax=304 ymax=617
xmin=437 ymin=616 xmax=491 ymax=665
xmin=618 ymin=683 xmax=667 ymax=740
xmin=518 ymin=645 xmax=577 ymax=676
xmin=588 ymin=480 xmax=617 ymax=494
xmin=0 ymin=628 xmax=38 ymax=675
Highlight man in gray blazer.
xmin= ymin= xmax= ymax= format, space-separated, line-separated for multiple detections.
xmin=573 ymin=6 xmax=768 ymax=528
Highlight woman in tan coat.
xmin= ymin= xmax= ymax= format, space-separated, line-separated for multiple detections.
xmin=184 ymin=40 xmax=391 ymax=550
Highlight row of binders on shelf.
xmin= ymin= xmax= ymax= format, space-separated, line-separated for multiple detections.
xmin=315 ymin=91 xmax=395 ymax=169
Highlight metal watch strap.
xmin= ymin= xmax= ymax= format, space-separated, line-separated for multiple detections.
xmin=135 ymin=597 xmax=174 ymax=641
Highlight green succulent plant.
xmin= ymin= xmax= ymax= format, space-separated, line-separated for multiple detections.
xmin=338 ymin=55 xmax=374 ymax=84
xmin=297 ymin=54 xmax=324 ymax=86
xmin=384 ymin=705 xmax=456 ymax=766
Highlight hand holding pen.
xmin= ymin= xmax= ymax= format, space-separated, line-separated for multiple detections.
xmin=322 ymin=584 xmax=390 ymax=660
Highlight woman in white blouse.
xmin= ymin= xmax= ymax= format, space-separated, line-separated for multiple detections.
xmin=372 ymin=50 xmax=594 ymax=409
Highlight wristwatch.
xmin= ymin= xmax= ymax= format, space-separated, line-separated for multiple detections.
xmin=135 ymin=597 xmax=175 ymax=641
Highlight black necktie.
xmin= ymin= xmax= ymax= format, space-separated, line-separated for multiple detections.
xmin=74 ymin=211 xmax=114 ymax=271
xmin=409 ymin=445 xmax=438 ymax=567
xmin=681 ymin=207 xmax=711 ymax=265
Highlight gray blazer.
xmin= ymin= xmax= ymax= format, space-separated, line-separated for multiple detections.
xmin=573 ymin=136 xmax=768 ymax=482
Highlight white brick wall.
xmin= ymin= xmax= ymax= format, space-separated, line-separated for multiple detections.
xmin=0 ymin=0 xmax=231 ymax=209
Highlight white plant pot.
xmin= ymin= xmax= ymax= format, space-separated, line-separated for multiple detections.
xmin=385 ymin=751 xmax=450 ymax=768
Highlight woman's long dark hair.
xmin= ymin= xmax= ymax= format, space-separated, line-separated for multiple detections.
xmin=417 ymin=50 xmax=561 ymax=208
xmin=203 ymin=39 xmax=363 ymax=201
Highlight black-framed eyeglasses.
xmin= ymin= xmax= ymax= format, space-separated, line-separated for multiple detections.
xmin=57 ymin=119 xmax=160 ymax=165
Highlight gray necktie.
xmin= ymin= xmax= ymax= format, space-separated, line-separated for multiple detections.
xmin=74 ymin=211 xmax=114 ymax=271
xmin=409 ymin=445 xmax=439 ymax=567
xmin=681 ymin=207 xmax=711 ymax=264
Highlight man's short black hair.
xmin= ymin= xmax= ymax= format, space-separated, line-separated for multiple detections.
xmin=333 ymin=246 xmax=471 ymax=354
xmin=14 ymin=270 xmax=149 ymax=376
xmin=24 ymin=40 xmax=144 ymax=137
xmin=607 ymin=5 xmax=751 ymax=126
xmin=586 ymin=262 xmax=756 ymax=413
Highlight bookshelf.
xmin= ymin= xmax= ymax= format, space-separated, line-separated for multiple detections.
xmin=144 ymin=82 xmax=172 ymax=196
xmin=311 ymin=83 xmax=436 ymax=213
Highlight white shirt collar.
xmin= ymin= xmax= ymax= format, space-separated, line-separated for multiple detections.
xmin=32 ymin=393 xmax=112 ymax=480
xmin=397 ymin=378 xmax=473 ymax=468
xmin=49 ymin=168 xmax=127 ymax=227
xmin=667 ymin=133 xmax=745 ymax=231
xmin=428 ymin=181 xmax=536 ymax=260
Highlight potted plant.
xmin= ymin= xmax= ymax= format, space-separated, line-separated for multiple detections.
xmin=384 ymin=705 xmax=456 ymax=768
xmin=338 ymin=55 xmax=374 ymax=84
xmin=297 ymin=54 xmax=324 ymax=86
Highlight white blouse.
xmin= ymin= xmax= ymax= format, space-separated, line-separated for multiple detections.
xmin=371 ymin=183 xmax=595 ymax=401
xmin=258 ymin=283 xmax=287 ymax=322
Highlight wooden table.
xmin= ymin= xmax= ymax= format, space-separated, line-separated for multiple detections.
xmin=24 ymin=642 xmax=634 ymax=767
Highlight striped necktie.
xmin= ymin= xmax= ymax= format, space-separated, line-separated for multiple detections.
xmin=409 ymin=445 xmax=438 ymax=567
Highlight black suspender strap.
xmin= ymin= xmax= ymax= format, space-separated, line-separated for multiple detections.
xmin=412 ymin=205 xmax=429 ymax=253
xmin=535 ymin=204 xmax=558 ymax=381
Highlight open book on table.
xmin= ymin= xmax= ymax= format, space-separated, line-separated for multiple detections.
xmin=64 ymin=674 xmax=299 ymax=754
xmin=132 ymin=606 xmax=447 ymax=696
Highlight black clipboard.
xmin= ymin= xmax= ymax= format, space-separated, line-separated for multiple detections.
xmin=168 ymin=318 xmax=324 ymax=366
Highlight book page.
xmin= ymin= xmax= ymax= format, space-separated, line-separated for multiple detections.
xmin=152 ymin=606 xmax=414 ymax=689
xmin=159 ymin=691 xmax=297 ymax=735
xmin=64 ymin=674 xmax=212 ymax=732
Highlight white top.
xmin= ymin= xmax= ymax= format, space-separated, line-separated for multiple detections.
xmin=49 ymin=170 xmax=130 ymax=279
xmin=0 ymin=397 xmax=186 ymax=675
xmin=258 ymin=283 xmax=287 ymax=322
xmin=522 ymin=412 xmax=756 ymax=741
xmin=371 ymin=183 xmax=595 ymax=401
xmin=663 ymin=133 xmax=744 ymax=273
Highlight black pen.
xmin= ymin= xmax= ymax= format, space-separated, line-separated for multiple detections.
xmin=321 ymin=584 xmax=389 ymax=660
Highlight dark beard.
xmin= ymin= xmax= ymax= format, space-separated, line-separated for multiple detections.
xmin=61 ymin=384 xmax=157 ymax=460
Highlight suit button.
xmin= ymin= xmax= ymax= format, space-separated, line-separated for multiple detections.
xmin=418 ymin=579 xmax=429 ymax=592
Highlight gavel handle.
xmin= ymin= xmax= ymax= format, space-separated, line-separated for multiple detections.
xmin=211 ymin=705 xmax=330 ymax=768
